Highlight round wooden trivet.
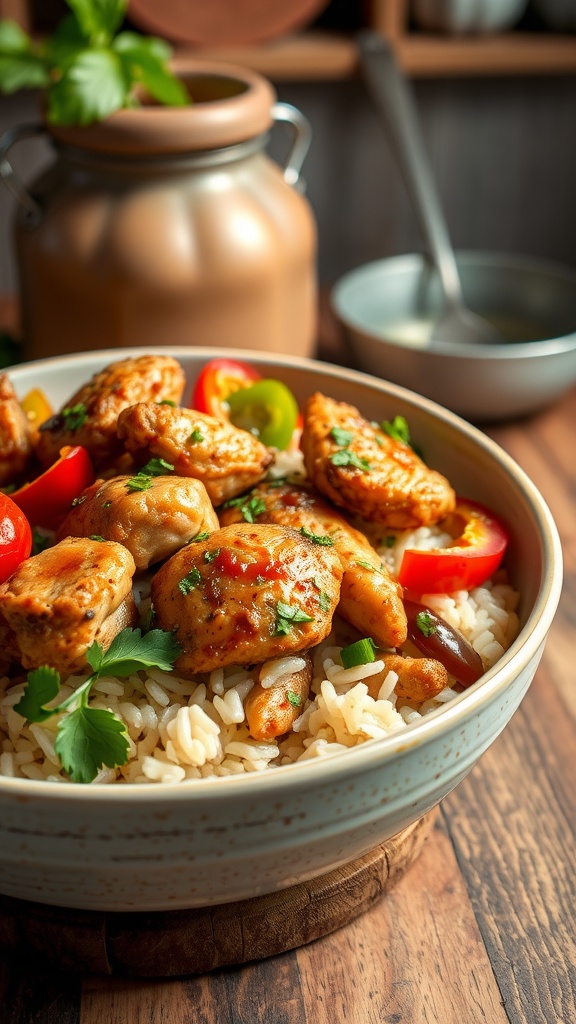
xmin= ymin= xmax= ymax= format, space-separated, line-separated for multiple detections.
xmin=0 ymin=810 xmax=436 ymax=977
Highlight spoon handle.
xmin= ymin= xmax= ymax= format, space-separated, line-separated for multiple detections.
xmin=357 ymin=30 xmax=464 ymax=309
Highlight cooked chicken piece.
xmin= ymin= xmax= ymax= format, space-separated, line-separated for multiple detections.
xmin=300 ymin=392 xmax=456 ymax=530
xmin=365 ymin=654 xmax=448 ymax=704
xmin=219 ymin=481 xmax=406 ymax=649
xmin=245 ymin=653 xmax=312 ymax=741
xmin=34 ymin=355 xmax=186 ymax=471
xmin=56 ymin=474 xmax=219 ymax=571
xmin=117 ymin=402 xmax=273 ymax=506
xmin=0 ymin=537 xmax=137 ymax=675
xmin=0 ymin=373 xmax=33 ymax=486
xmin=151 ymin=523 xmax=343 ymax=676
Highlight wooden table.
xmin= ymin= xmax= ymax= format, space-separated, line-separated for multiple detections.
xmin=1 ymin=306 xmax=575 ymax=1023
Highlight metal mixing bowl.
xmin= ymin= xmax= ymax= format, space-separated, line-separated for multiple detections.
xmin=331 ymin=251 xmax=576 ymax=421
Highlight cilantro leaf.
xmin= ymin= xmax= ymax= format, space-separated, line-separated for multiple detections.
xmin=61 ymin=402 xmax=88 ymax=431
xmin=300 ymin=526 xmax=334 ymax=546
xmin=178 ymin=567 xmax=202 ymax=595
xmin=0 ymin=22 xmax=50 ymax=93
xmin=66 ymin=0 xmax=126 ymax=43
xmin=275 ymin=601 xmax=314 ymax=635
xmin=416 ymin=611 xmax=436 ymax=637
xmin=54 ymin=705 xmax=130 ymax=784
xmin=330 ymin=426 xmax=354 ymax=447
xmin=14 ymin=666 xmax=61 ymax=723
xmin=286 ymin=690 xmax=302 ymax=707
xmin=330 ymin=448 xmax=371 ymax=471
xmin=47 ymin=48 xmax=130 ymax=126
xmin=381 ymin=415 xmax=411 ymax=446
xmin=126 ymin=473 xmax=153 ymax=492
xmin=87 ymin=627 xmax=182 ymax=676
xmin=113 ymin=33 xmax=188 ymax=107
xmin=139 ymin=457 xmax=174 ymax=476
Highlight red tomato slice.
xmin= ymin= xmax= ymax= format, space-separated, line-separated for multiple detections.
xmin=0 ymin=492 xmax=32 ymax=584
xmin=10 ymin=446 xmax=95 ymax=530
xmin=397 ymin=499 xmax=509 ymax=594
xmin=191 ymin=359 xmax=261 ymax=418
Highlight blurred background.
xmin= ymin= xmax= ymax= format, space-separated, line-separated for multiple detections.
xmin=1 ymin=0 xmax=576 ymax=296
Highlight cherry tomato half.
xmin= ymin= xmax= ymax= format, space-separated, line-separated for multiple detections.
xmin=0 ymin=492 xmax=32 ymax=584
xmin=191 ymin=358 xmax=261 ymax=419
xmin=227 ymin=378 xmax=300 ymax=450
xmin=10 ymin=445 xmax=95 ymax=530
xmin=397 ymin=499 xmax=509 ymax=594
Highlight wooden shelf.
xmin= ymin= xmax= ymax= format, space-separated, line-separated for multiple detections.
xmin=2 ymin=0 xmax=576 ymax=79
xmin=174 ymin=29 xmax=576 ymax=80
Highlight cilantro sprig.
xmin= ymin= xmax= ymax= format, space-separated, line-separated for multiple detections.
xmin=0 ymin=1 xmax=189 ymax=126
xmin=14 ymin=627 xmax=182 ymax=784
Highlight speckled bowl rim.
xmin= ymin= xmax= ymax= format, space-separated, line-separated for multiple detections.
xmin=0 ymin=347 xmax=563 ymax=802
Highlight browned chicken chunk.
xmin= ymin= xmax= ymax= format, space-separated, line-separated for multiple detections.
xmin=117 ymin=402 xmax=273 ymax=506
xmin=0 ymin=537 xmax=137 ymax=674
xmin=219 ymin=480 xmax=407 ymax=649
xmin=245 ymin=653 xmax=312 ymax=741
xmin=34 ymin=355 xmax=186 ymax=470
xmin=150 ymin=523 xmax=343 ymax=676
xmin=0 ymin=373 xmax=33 ymax=486
xmin=301 ymin=392 xmax=455 ymax=529
xmin=56 ymin=474 xmax=219 ymax=571
xmin=366 ymin=654 xmax=448 ymax=704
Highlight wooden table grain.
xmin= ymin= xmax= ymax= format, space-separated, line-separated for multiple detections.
xmin=1 ymin=304 xmax=575 ymax=1024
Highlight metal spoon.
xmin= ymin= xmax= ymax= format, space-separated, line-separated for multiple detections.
xmin=357 ymin=30 xmax=502 ymax=346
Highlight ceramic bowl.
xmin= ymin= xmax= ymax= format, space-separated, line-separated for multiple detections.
xmin=331 ymin=251 xmax=576 ymax=422
xmin=0 ymin=348 xmax=562 ymax=911
xmin=412 ymin=0 xmax=528 ymax=33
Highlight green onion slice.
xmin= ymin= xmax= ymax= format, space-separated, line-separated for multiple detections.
xmin=340 ymin=637 xmax=378 ymax=669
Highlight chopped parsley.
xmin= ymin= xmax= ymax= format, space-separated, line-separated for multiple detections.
xmin=356 ymin=559 xmax=387 ymax=576
xmin=203 ymin=548 xmax=220 ymax=562
xmin=380 ymin=415 xmax=411 ymax=445
xmin=330 ymin=426 xmax=354 ymax=447
xmin=300 ymin=526 xmax=335 ymax=546
xmin=156 ymin=399 xmax=176 ymax=407
xmin=380 ymin=415 xmax=424 ymax=459
xmin=275 ymin=600 xmax=314 ymax=636
xmin=178 ymin=567 xmax=202 ymax=595
xmin=31 ymin=529 xmax=50 ymax=556
xmin=61 ymin=403 xmax=88 ymax=431
xmin=189 ymin=531 xmax=211 ymax=543
xmin=188 ymin=429 xmax=204 ymax=444
xmin=330 ymin=449 xmax=371 ymax=472
xmin=139 ymin=457 xmax=174 ymax=476
xmin=224 ymin=494 xmax=267 ymax=524
xmin=126 ymin=474 xmax=153 ymax=492
xmin=415 ymin=610 xmax=437 ymax=637
xmin=89 ymin=534 xmax=105 ymax=542
xmin=317 ymin=591 xmax=331 ymax=612
xmin=13 ymin=628 xmax=182 ymax=784
xmin=286 ymin=690 xmax=302 ymax=708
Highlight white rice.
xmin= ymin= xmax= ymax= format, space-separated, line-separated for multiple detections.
xmin=0 ymin=458 xmax=521 ymax=785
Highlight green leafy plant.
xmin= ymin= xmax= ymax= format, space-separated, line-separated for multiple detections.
xmin=14 ymin=626 xmax=182 ymax=783
xmin=0 ymin=0 xmax=188 ymax=126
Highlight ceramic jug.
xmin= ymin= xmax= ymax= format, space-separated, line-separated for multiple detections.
xmin=0 ymin=62 xmax=317 ymax=361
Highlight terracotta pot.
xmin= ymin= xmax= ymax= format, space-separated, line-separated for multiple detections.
xmin=0 ymin=63 xmax=317 ymax=361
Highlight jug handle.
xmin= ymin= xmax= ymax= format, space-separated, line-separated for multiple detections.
xmin=0 ymin=123 xmax=45 ymax=227
xmin=271 ymin=102 xmax=312 ymax=191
